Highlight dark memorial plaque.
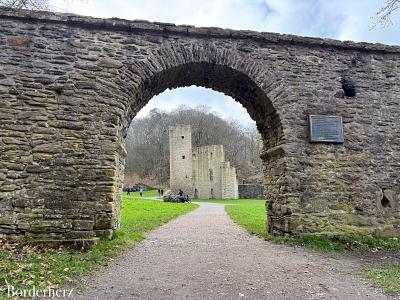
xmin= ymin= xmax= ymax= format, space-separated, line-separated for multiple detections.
xmin=309 ymin=115 xmax=344 ymax=143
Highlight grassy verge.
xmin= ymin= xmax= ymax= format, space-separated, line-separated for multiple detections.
xmin=362 ymin=265 xmax=400 ymax=295
xmin=195 ymin=198 xmax=400 ymax=294
xmin=0 ymin=197 xmax=197 ymax=299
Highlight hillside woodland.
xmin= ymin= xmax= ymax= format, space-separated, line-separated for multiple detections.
xmin=124 ymin=106 xmax=263 ymax=187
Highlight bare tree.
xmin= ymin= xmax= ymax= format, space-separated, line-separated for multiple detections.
xmin=375 ymin=0 xmax=400 ymax=26
xmin=0 ymin=0 xmax=49 ymax=10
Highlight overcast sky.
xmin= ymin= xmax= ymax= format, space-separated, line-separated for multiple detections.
xmin=50 ymin=0 xmax=400 ymax=126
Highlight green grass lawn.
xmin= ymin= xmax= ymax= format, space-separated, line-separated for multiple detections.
xmin=363 ymin=265 xmax=400 ymax=295
xmin=0 ymin=197 xmax=197 ymax=299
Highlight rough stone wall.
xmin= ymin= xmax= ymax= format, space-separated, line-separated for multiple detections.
xmin=169 ymin=125 xmax=193 ymax=194
xmin=0 ymin=10 xmax=399 ymax=241
xmin=192 ymin=145 xmax=225 ymax=199
xmin=238 ymin=184 xmax=264 ymax=199
xmin=220 ymin=162 xmax=239 ymax=199
xmin=234 ymin=176 xmax=239 ymax=199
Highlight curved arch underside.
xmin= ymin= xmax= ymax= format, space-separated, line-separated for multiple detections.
xmin=127 ymin=62 xmax=283 ymax=150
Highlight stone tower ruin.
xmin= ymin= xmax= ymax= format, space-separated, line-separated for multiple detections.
xmin=169 ymin=126 xmax=238 ymax=199
xmin=169 ymin=125 xmax=194 ymax=194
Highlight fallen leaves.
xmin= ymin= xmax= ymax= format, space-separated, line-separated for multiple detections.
xmin=0 ymin=240 xmax=18 ymax=251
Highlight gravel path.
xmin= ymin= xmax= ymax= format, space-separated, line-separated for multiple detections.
xmin=71 ymin=202 xmax=393 ymax=300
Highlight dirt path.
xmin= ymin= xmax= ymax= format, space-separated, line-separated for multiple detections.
xmin=71 ymin=203 xmax=393 ymax=300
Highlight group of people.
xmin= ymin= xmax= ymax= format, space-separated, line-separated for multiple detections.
xmin=126 ymin=187 xmax=190 ymax=202
xmin=126 ymin=187 xmax=165 ymax=197
xmin=178 ymin=189 xmax=190 ymax=202
xmin=157 ymin=188 xmax=164 ymax=197
xmin=167 ymin=189 xmax=190 ymax=203
xmin=126 ymin=187 xmax=144 ymax=196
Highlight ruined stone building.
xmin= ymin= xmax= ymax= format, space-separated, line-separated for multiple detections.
xmin=169 ymin=126 xmax=239 ymax=199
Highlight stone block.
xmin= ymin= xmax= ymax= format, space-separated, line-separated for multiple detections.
xmin=97 ymin=58 xmax=123 ymax=68
xmin=12 ymin=198 xmax=31 ymax=208
xmin=17 ymin=222 xmax=30 ymax=230
xmin=374 ymin=226 xmax=400 ymax=238
xmin=26 ymin=164 xmax=50 ymax=173
xmin=65 ymin=230 xmax=95 ymax=239
xmin=94 ymin=213 xmax=113 ymax=230
xmin=7 ymin=36 xmax=30 ymax=47
xmin=2 ymin=162 xmax=25 ymax=171
xmin=0 ymin=185 xmax=18 ymax=192
xmin=73 ymin=220 xmax=94 ymax=231
xmin=94 ymin=229 xmax=113 ymax=240
xmin=0 ymin=214 xmax=15 ymax=225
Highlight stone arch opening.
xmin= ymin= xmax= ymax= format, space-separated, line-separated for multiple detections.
xmin=117 ymin=62 xmax=285 ymax=237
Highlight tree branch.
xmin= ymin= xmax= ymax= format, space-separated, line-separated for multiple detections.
xmin=0 ymin=0 xmax=49 ymax=10
xmin=374 ymin=0 xmax=400 ymax=27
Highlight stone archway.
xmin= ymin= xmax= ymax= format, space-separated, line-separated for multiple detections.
xmin=116 ymin=61 xmax=286 ymax=236
xmin=0 ymin=10 xmax=399 ymax=241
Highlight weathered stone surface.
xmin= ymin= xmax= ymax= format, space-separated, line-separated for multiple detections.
xmin=94 ymin=229 xmax=113 ymax=240
xmin=94 ymin=213 xmax=113 ymax=230
xmin=0 ymin=214 xmax=15 ymax=225
xmin=73 ymin=220 xmax=94 ymax=231
xmin=2 ymin=162 xmax=25 ymax=171
xmin=238 ymin=184 xmax=264 ymax=199
xmin=169 ymin=126 xmax=238 ymax=199
xmin=26 ymin=164 xmax=50 ymax=173
xmin=12 ymin=198 xmax=31 ymax=207
xmin=65 ymin=230 xmax=95 ymax=239
xmin=97 ymin=58 xmax=123 ymax=69
xmin=0 ymin=9 xmax=399 ymax=242
xmin=7 ymin=36 xmax=30 ymax=47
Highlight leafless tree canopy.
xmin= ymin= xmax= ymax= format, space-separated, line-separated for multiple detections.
xmin=376 ymin=0 xmax=400 ymax=26
xmin=0 ymin=0 xmax=49 ymax=10
xmin=125 ymin=106 xmax=263 ymax=185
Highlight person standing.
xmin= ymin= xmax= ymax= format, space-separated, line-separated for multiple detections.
xmin=139 ymin=187 xmax=143 ymax=197
xmin=178 ymin=189 xmax=184 ymax=202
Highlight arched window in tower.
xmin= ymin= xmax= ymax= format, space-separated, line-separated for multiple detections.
xmin=209 ymin=169 xmax=213 ymax=181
